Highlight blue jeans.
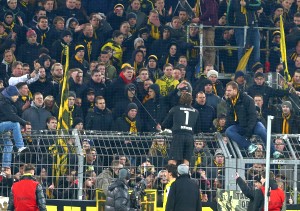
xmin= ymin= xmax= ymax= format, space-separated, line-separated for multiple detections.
xmin=225 ymin=122 xmax=275 ymax=153
xmin=235 ymin=27 xmax=260 ymax=72
xmin=0 ymin=121 xmax=24 ymax=168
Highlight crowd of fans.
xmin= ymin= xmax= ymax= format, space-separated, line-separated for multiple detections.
xmin=0 ymin=0 xmax=300 ymax=207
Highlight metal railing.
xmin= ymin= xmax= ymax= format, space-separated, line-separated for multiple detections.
xmin=0 ymin=130 xmax=299 ymax=205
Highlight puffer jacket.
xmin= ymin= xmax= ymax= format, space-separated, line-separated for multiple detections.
xmin=105 ymin=179 xmax=134 ymax=211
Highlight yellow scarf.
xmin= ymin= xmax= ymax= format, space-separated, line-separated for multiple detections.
xmin=212 ymin=84 xmax=217 ymax=95
xmin=153 ymin=143 xmax=167 ymax=157
xmin=282 ymin=113 xmax=291 ymax=134
xmin=75 ymin=55 xmax=83 ymax=63
xmin=214 ymin=160 xmax=224 ymax=167
xmin=85 ymin=40 xmax=92 ymax=62
xmin=41 ymin=33 xmax=46 ymax=45
xmin=125 ymin=117 xmax=137 ymax=133
xmin=241 ymin=0 xmax=247 ymax=14
xmin=69 ymin=106 xmax=74 ymax=126
xmin=193 ymin=152 xmax=202 ymax=172
xmin=148 ymin=20 xmax=160 ymax=40
xmin=231 ymin=93 xmax=239 ymax=122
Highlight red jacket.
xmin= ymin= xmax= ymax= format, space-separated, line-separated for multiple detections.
xmin=261 ymin=186 xmax=285 ymax=211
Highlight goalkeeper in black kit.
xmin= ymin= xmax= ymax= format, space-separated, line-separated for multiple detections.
xmin=162 ymin=93 xmax=200 ymax=166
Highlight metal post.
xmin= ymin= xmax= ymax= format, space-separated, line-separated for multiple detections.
xmin=264 ymin=116 xmax=274 ymax=211
xmin=243 ymin=26 xmax=248 ymax=48
xmin=73 ymin=129 xmax=84 ymax=200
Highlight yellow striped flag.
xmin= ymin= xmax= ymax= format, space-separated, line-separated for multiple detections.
xmin=53 ymin=45 xmax=70 ymax=185
xmin=236 ymin=46 xmax=253 ymax=71
xmin=280 ymin=15 xmax=291 ymax=82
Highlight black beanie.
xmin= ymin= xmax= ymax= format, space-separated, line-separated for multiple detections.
xmin=60 ymin=30 xmax=73 ymax=39
xmin=72 ymin=117 xmax=83 ymax=128
xmin=127 ymin=103 xmax=138 ymax=113
xmin=149 ymin=84 xmax=160 ymax=96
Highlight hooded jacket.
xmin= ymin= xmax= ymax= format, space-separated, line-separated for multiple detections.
xmin=0 ymin=91 xmax=27 ymax=126
xmin=105 ymin=179 xmax=133 ymax=211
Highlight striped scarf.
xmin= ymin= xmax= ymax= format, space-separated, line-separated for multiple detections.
xmin=282 ymin=113 xmax=291 ymax=134
xmin=125 ymin=117 xmax=137 ymax=133
xmin=231 ymin=93 xmax=239 ymax=122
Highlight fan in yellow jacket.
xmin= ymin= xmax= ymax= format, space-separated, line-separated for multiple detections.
xmin=163 ymin=164 xmax=177 ymax=209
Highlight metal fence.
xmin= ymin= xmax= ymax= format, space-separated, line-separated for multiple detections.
xmin=0 ymin=130 xmax=299 ymax=206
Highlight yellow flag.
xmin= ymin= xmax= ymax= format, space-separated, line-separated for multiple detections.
xmin=236 ymin=46 xmax=253 ymax=71
xmin=53 ymin=45 xmax=70 ymax=185
xmin=280 ymin=15 xmax=291 ymax=82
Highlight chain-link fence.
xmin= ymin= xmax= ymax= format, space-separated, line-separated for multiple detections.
xmin=0 ymin=130 xmax=299 ymax=206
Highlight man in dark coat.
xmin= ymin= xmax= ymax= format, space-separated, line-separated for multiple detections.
xmin=113 ymin=102 xmax=143 ymax=132
xmin=85 ymin=96 xmax=113 ymax=131
xmin=272 ymin=101 xmax=300 ymax=134
xmin=247 ymin=72 xmax=290 ymax=111
xmin=166 ymin=164 xmax=202 ymax=211
xmin=224 ymin=81 xmax=283 ymax=158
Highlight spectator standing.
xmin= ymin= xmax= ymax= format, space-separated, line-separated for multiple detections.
xmin=155 ymin=63 xmax=179 ymax=97
xmin=7 ymin=164 xmax=46 ymax=211
xmin=22 ymin=92 xmax=52 ymax=130
xmin=166 ymin=164 xmax=202 ymax=211
xmin=163 ymin=164 xmax=177 ymax=210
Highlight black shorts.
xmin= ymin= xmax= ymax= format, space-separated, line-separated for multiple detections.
xmin=169 ymin=133 xmax=194 ymax=161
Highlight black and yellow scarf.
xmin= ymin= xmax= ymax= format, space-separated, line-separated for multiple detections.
xmin=153 ymin=143 xmax=167 ymax=158
xmin=212 ymin=84 xmax=217 ymax=95
xmin=125 ymin=117 xmax=137 ymax=133
xmin=84 ymin=39 xmax=92 ymax=62
xmin=214 ymin=160 xmax=224 ymax=168
xmin=282 ymin=113 xmax=291 ymax=134
xmin=231 ymin=93 xmax=239 ymax=122
xmin=193 ymin=152 xmax=202 ymax=172
xmin=75 ymin=55 xmax=83 ymax=63
xmin=69 ymin=106 xmax=74 ymax=126
xmin=148 ymin=20 xmax=160 ymax=40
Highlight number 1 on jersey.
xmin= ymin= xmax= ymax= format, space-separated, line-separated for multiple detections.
xmin=184 ymin=111 xmax=189 ymax=125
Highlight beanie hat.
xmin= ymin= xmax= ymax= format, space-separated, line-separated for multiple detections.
xmin=75 ymin=45 xmax=85 ymax=53
xmin=203 ymin=79 xmax=213 ymax=86
xmin=207 ymin=70 xmax=218 ymax=78
xmin=68 ymin=91 xmax=76 ymax=98
xmin=127 ymin=12 xmax=137 ymax=20
xmin=60 ymin=30 xmax=73 ymax=39
xmin=134 ymin=37 xmax=144 ymax=48
xmin=114 ymin=3 xmax=124 ymax=10
xmin=177 ymin=164 xmax=189 ymax=175
xmin=281 ymin=101 xmax=292 ymax=110
xmin=254 ymin=72 xmax=264 ymax=78
xmin=2 ymin=85 xmax=19 ymax=97
xmin=179 ymin=85 xmax=192 ymax=93
xmin=72 ymin=117 xmax=83 ymax=128
xmin=148 ymin=55 xmax=158 ymax=62
xmin=273 ymin=4 xmax=284 ymax=13
xmin=254 ymin=174 xmax=262 ymax=183
xmin=252 ymin=62 xmax=264 ymax=73
xmin=214 ymin=148 xmax=224 ymax=157
xmin=139 ymin=27 xmax=149 ymax=36
xmin=4 ymin=10 xmax=14 ymax=19
xmin=127 ymin=102 xmax=138 ymax=113
xmin=119 ymin=168 xmax=130 ymax=180
xmin=121 ymin=63 xmax=132 ymax=69
xmin=149 ymin=83 xmax=160 ymax=96
xmin=126 ymin=83 xmax=136 ymax=92
xmin=26 ymin=29 xmax=37 ymax=38
xmin=234 ymin=71 xmax=245 ymax=80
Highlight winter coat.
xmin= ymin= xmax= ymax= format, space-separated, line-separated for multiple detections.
xmin=105 ymin=179 xmax=133 ymax=211
xmin=22 ymin=103 xmax=52 ymax=130
xmin=166 ymin=174 xmax=202 ymax=211
xmin=225 ymin=92 xmax=258 ymax=137
xmin=85 ymin=107 xmax=113 ymax=131
xmin=194 ymin=103 xmax=216 ymax=133
xmin=95 ymin=168 xmax=116 ymax=196
xmin=0 ymin=93 xmax=27 ymax=126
